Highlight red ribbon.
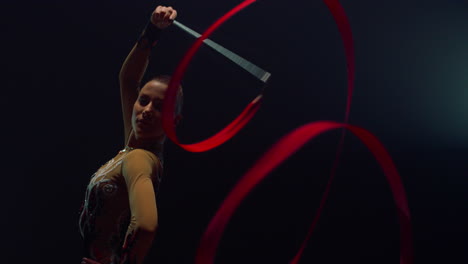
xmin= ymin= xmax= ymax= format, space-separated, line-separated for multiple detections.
xmin=162 ymin=0 xmax=259 ymax=152
xmin=161 ymin=0 xmax=413 ymax=263
xmin=195 ymin=122 xmax=413 ymax=264
xmin=291 ymin=0 xmax=356 ymax=262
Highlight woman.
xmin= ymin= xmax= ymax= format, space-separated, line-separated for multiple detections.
xmin=79 ymin=5 xmax=182 ymax=264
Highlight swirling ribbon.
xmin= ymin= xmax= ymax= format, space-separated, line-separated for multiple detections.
xmin=162 ymin=0 xmax=260 ymax=153
xmin=161 ymin=0 xmax=413 ymax=263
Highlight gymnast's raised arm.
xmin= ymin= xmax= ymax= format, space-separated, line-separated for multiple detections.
xmin=119 ymin=6 xmax=177 ymax=144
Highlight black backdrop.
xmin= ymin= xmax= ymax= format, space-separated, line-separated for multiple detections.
xmin=2 ymin=0 xmax=467 ymax=263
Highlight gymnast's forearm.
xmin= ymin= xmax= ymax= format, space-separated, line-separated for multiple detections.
xmin=120 ymin=224 xmax=156 ymax=264
xmin=119 ymin=39 xmax=152 ymax=86
xmin=119 ymin=181 xmax=159 ymax=264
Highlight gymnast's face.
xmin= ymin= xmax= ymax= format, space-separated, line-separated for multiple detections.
xmin=132 ymin=80 xmax=167 ymax=141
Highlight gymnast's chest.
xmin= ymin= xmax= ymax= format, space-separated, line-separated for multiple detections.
xmin=83 ymin=155 xmax=129 ymax=219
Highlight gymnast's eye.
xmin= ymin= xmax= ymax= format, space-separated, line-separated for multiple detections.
xmin=139 ymin=96 xmax=150 ymax=106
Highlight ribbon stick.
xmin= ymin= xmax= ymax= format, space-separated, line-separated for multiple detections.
xmin=173 ymin=20 xmax=271 ymax=83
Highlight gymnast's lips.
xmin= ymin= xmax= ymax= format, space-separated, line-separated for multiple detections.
xmin=137 ymin=119 xmax=153 ymax=127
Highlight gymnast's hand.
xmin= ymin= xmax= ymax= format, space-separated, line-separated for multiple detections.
xmin=151 ymin=6 xmax=177 ymax=29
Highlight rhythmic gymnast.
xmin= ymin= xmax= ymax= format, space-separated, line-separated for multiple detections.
xmin=78 ymin=1 xmax=412 ymax=263
xmin=79 ymin=5 xmax=181 ymax=264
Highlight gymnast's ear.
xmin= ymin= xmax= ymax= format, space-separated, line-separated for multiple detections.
xmin=174 ymin=114 xmax=183 ymax=126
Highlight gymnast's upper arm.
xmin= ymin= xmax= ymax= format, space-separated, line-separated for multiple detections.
xmin=122 ymin=149 xmax=160 ymax=231
xmin=121 ymin=149 xmax=161 ymax=263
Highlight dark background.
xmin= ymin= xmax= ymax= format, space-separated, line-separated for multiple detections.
xmin=2 ymin=0 xmax=467 ymax=263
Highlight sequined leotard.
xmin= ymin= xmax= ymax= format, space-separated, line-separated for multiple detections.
xmin=79 ymin=147 xmax=162 ymax=264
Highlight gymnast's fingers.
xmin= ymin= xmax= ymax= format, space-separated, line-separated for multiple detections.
xmin=164 ymin=6 xmax=177 ymax=21
xmin=151 ymin=6 xmax=176 ymax=29
xmin=163 ymin=7 xmax=173 ymax=21
xmin=154 ymin=5 xmax=163 ymax=21
xmin=169 ymin=8 xmax=178 ymax=21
